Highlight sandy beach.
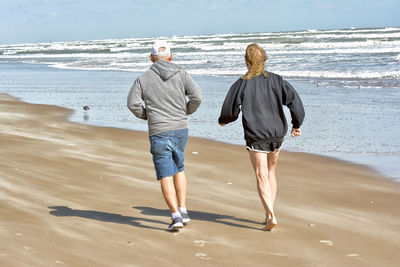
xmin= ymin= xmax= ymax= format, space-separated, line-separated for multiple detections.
xmin=1 ymin=93 xmax=400 ymax=267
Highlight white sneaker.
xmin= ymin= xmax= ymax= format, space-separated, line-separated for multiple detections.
xmin=181 ymin=211 xmax=190 ymax=224
xmin=168 ymin=217 xmax=184 ymax=231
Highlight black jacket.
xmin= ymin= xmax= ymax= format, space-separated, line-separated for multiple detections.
xmin=218 ymin=72 xmax=305 ymax=145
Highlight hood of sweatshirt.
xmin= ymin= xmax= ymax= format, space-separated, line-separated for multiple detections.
xmin=150 ymin=60 xmax=181 ymax=80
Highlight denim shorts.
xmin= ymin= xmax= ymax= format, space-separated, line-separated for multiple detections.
xmin=149 ymin=128 xmax=188 ymax=180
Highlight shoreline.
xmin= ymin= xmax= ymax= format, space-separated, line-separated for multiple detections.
xmin=1 ymin=93 xmax=400 ymax=266
xmin=0 ymin=85 xmax=391 ymax=182
xmin=1 ymin=62 xmax=399 ymax=181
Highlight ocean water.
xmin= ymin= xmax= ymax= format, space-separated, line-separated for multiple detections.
xmin=0 ymin=27 xmax=400 ymax=181
xmin=1 ymin=27 xmax=399 ymax=88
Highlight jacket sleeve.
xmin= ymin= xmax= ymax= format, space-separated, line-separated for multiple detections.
xmin=282 ymin=80 xmax=305 ymax=128
xmin=183 ymin=71 xmax=202 ymax=115
xmin=218 ymin=79 xmax=243 ymax=125
xmin=127 ymin=78 xmax=147 ymax=120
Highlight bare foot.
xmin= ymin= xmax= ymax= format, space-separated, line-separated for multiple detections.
xmin=262 ymin=221 xmax=277 ymax=231
xmin=262 ymin=215 xmax=277 ymax=231
xmin=262 ymin=213 xmax=272 ymax=224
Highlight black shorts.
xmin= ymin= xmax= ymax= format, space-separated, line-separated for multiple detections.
xmin=246 ymin=140 xmax=282 ymax=153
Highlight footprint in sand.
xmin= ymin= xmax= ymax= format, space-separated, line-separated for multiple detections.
xmin=195 ymin=252 xmax=211 ymax=260
xmin=194 ymin=240 xmax=206 ymax=247
xmin=268 ymin=252 xmax=287 ymax=257
xmin=347 ymin=253 xmax=362 ymax=259
xmin=320 ymin=240 xmax=334 ymax=246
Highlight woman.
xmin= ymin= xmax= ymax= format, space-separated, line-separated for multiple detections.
xmin=218 ymin=43 xmax=305 ymax=231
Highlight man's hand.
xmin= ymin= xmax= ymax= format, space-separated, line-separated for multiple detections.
xmin=219 ymin=122 xmax=226 ymax=126
xmin=291 ymin=128 xmax=301 ymax=138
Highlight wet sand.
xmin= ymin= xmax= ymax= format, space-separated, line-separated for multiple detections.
xmin=1 ymin=93 xmax=399 ymax=267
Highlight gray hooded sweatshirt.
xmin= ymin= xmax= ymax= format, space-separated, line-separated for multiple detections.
xmin=127 ymin=60 xmax=202 ymax=136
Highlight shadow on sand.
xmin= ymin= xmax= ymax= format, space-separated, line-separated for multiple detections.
xmin=48 ymin=205 xmax=262 ymax=231
xmin=48 ymin=206 xmax=166 ymax=231
xmin=134 ymin=206 xmax=261 ymax=230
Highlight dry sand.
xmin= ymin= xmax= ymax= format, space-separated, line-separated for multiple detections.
xmin=1 ymin=93 xmax=399 ymax=267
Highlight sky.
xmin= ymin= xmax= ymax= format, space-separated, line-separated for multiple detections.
xmin=0 ymin=0 xmax=399 ymax=44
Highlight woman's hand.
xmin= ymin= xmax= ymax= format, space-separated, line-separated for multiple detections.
xmin=291 ymin=128 xmax=301 ymax=138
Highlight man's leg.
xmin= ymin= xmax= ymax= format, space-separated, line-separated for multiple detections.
xmin=173 ymin=170 xmax=191 ymax=223
xmin=160 ymin=176 xmax=184 ymax=231
xmin=170 ymin=128 xmax=190 ymax=223
xmin=150 ymin=130 xmax=185 ymax=231
xmin=173 ymin=171 xmax=187 ymax=208
xmin=160 ymin=176 xmax=179 ymax=213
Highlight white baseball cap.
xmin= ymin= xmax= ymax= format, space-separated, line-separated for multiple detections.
xmin=151 ymin=40 xmax=171 ymax=56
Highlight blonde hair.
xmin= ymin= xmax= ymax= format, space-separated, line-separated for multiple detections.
xmin=242 ymin=43 xmax=267 ymax=80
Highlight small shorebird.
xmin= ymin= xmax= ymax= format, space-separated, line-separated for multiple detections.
xmin=82 ymin=105 xmax=90 ymax=121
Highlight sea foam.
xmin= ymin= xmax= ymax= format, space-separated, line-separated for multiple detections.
xmin=1 ymin=27 xmax=399 ymax=88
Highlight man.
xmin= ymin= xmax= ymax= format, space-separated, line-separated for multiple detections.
xmin=127 ymin=40 xmax=202 ymax=231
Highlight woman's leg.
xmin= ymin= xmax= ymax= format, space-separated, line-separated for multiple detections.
xmin=267 ymin=150 xmax=279 ymax=207
xmin=248 ymin=150 xmax=280 ymax=230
